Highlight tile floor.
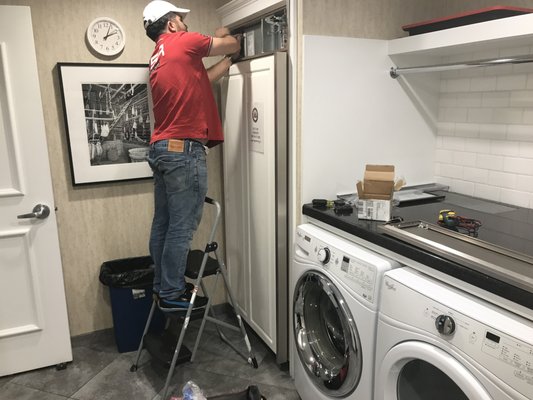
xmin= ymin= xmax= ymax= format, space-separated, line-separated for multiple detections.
xmin=0 ymin=307 xmax=300 ymax=400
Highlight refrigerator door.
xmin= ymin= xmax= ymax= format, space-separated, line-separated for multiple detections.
xmin=221 ymin=53 xmax=288 ymax=363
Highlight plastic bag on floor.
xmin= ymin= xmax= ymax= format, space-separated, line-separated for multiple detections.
xmin=182 ymin=381 xmax=206 ymax=400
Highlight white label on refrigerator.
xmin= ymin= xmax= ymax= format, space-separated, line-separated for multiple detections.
xmin=250 ymin=102 xmax=264 ymax=153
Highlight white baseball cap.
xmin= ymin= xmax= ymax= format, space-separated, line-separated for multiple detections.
xmin=143 ymin=1 xmax=190 ymax=29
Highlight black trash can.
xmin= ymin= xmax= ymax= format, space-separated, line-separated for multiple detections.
xmin=99 ymin=256 xmax=165 ymax=353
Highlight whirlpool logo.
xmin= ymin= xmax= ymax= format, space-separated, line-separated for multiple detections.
xmin=384 ymin=280 xmax=397 ymax=291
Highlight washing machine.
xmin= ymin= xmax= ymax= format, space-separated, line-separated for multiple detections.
xmin=292 ymin=223 xmax=400 ymax=399
xmin=375 ymin=267 xmax=533 ymax=400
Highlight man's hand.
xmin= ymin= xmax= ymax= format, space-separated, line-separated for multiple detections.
xmin=229 ymin=34 xmax=242 ymax=61
xmin=214 ymin=27 xmax=231 ymax=38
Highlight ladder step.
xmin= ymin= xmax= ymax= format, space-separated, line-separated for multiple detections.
xmin=160 ymin=306 xmax=206 ymax=321
xmin=186 ymin=250 xmax=220 ymax=278
xmin=144 ymin=331 xmax=192 ymax=369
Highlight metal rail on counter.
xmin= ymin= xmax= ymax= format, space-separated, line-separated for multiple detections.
xmin=390 ymin=54 xmax=533 ymax=78
xmin=379 ymin=220 xmax=533 ymax=293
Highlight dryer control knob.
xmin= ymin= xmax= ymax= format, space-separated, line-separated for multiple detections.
xmin=435 ymin=315 xmax=455 ymax=335
xmin=317 ymin=247 xmax=331 ymax=264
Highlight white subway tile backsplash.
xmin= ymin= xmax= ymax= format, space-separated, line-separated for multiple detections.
xmin=458 ymin=67 xmax=485 ymax=78
xmin=451 ymin=179 xmax=475 ymax=196
xmin=507 ymin=125 xmax=533 ymax=141
xmin=477 ymin=154 xmax=504 ymax=170
xmin=488 ymin=170 xmax=517 ymax=189
xmin=440 ymin=136 xmax=465 ymax=151
xmin=435 ymin=55 xmax=533 ymax=209
xmin=444 ymin=78 xmax=471 ymax=93
xmin=512 ymin=62 xmax=533 ymax=74
xmin=510 ymin=90 xmax=533 ymax=107
xmin=439 ymin=163 xmax=463 ymax=179
xmin=437 ymin=122 xmax=455 ymax=136
xmin=463 ymin=167 xmax=488 ymax=183
xmin=439 ymin=93 xmax=457 ymax=107
xmin=492 ymin=108 xmax=523 ymax=124
xmin=490 ymin=141 xmax=520 ymax=157
xmin=519 ymin=142 xmax=533 ymax=158
xmin=516 ymin=175 xmax=533 ymax=192
xmin=500 ymin=188 xmax=531 ymax=208
xmin=482 ymin=91 xmax=510 ymax=107
xmin=470 ymin=76 xmax=497 ymax=92
xmin=453 ymin=151 xmax=477 ymax=167
xmin=435 ymin=175 xmax=453 ymax=188
xmin=484 ymin=64 xmax=514 ymax=76
xmin=439 ymin=107 xmax=469 ymax=122
xmin=479 ymin=124 xmax=507 ymax=140
xmin=435 ymin=149 xmax=454 ymax=163
xmin=456 ymin=93 xmax=482 ymax=107
xmin=467 ymin=108 xmax=493 ymax=123
xmin=465 ymin=138 xmax=490 ymax=154
xmin=455 ymin=123 xmax=479 ymax=138
xmin=522 ymin=110 xmax=533 ymax=124
xmin=503 ymin=157 xmax=533 ymax=174
xmin=526 ymin=73 xmax=533 ymax=89
xmin=440 ymin=70 xmax=460 ymax=79
xmin=473 ymin=184 xmax=501 ymax=202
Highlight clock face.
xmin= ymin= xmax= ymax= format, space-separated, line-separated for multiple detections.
xmin=87 ymin=17 xmax=125 ymax=56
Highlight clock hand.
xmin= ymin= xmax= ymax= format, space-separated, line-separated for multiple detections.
xmin=104 ymin=25 xmax=111 ymax=40
xmin=103 ymin=30 xmax=118 ymax=40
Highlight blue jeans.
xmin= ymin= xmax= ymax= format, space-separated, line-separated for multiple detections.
xmin=148 ymin=139 xmax=208 ymax=300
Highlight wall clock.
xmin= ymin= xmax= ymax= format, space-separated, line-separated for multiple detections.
xmin=86 ymin=17 xmax=126 ymax=57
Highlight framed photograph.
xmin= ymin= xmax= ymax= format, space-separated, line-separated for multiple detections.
xmin=57 ymin=63 xmax=153 ymax=185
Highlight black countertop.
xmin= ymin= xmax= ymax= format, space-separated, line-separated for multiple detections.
xmin=302 ymin=191 xmax=533 ymax=311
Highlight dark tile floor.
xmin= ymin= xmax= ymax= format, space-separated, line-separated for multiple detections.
xmin=0 ymin=307 xmax=300 ymax=400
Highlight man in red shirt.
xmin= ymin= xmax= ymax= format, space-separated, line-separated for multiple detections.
xmin=143 ymin=0 xmax=240 ymax=311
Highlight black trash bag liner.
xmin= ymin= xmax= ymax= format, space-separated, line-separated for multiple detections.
xmin=99 ymin=256 xmax=154 ymax=288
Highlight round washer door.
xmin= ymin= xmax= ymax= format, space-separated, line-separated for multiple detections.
xmin=375 ymin=341 xmax=492 ymax=400
xmin=293 ymin=270 xmax=362 ymax=397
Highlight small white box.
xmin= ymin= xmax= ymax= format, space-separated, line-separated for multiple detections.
xmin=357 ymin=199 xmax=392 ymax=222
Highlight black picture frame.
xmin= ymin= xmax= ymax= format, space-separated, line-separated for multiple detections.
xmin=57 ymin=63 xmax=153 ymax=185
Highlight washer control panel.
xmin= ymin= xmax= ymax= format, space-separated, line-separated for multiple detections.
xmin=295 ymin=224 xmax=398 ymax=305
xmin=381 ymin=268 xmax=533 ymax=397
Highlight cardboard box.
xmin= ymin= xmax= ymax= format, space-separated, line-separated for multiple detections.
xmin=356 ymin=198 xmax=392 ymax=221
xmin=356 ymin=165 xmax=395 ymax=221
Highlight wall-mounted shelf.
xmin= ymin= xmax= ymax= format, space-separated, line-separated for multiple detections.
xmin=388 ymin=13 xmax=533 ymax=59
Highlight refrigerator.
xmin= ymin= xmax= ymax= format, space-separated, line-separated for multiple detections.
xmin=221 ymin=52 xmax=288 ymax=364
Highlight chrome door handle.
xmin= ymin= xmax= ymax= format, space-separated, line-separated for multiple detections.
xmin=17 ymin=204 xmax=50 ymax=220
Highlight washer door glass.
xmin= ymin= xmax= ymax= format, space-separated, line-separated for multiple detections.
xmin=293 ymin=270 xmax=362 ymax=397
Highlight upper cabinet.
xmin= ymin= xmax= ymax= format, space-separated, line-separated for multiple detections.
xmin=217 ymin=0 xmax=284 ymax=28
xmin=218 ymin=0 xmax=287 ymax=59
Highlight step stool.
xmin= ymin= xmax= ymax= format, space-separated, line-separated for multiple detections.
xmin=130 ymin=198 xmax=258 ymax=400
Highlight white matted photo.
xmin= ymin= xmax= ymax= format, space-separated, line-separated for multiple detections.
xmin=57 ymin=63 xmax=153 ymax=185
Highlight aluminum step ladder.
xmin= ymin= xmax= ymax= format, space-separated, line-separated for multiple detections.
xmin=130 ymin=197 xmax=258 ymax=400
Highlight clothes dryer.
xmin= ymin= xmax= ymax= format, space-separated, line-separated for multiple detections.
xmin=292 ymin=223 xmax=400 ymax=400
xmin=375 ymin=267 xmax=533 ymax=400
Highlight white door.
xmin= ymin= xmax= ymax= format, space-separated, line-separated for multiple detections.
xmin=222 ymin=54 xmax=287 ymax=353
xmin=0 ymin=6 xmax=72 ymax=376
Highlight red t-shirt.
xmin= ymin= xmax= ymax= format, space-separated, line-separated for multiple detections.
xmin=149 ymin=31 xmax=223 ymax=147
